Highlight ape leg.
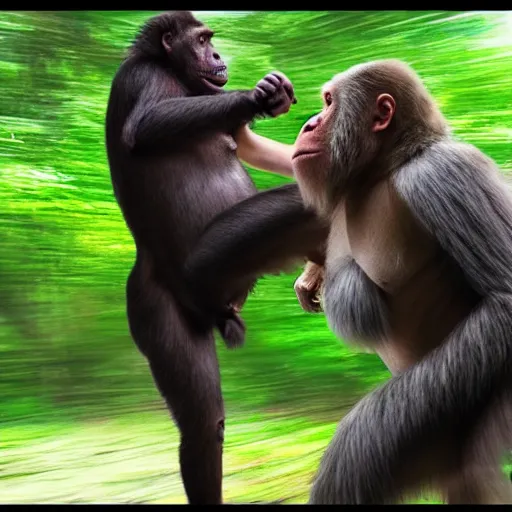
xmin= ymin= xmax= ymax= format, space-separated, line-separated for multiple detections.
xmin=183 ymin=183 xmax=329 ymax=317
xmin=127 ymin=263 xmax=225 ymax=505
xmin=442 ymin=397 xmax=512 ymax=504
xmin=148 ymin=341 xmax=225 ymax=505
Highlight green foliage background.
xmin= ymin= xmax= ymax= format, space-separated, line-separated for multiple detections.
xmin=1 ymin=10 xmax=511 ymax=504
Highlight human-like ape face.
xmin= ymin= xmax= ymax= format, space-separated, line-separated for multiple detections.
xmin=161 ymin=15 xmax=228 ymax=94
xmin=291 ymin=84 xmax=338 ymax=215
xmin=292 ymin=65 xmax=397 ymax=215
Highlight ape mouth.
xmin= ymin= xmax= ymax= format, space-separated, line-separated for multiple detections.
xmin=200 ymin=66 xmax=228 ymax=88
xmin=292 ymin=149 xmax=322 ymax=160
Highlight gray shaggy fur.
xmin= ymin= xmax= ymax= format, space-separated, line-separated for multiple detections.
xmin=323 ymin=256 xmax=390 ymax=344
xmin=309 ymin=139 xmax=512 ymax=504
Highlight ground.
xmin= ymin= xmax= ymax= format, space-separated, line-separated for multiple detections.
xmin=0 ymin=408 xmax=460 ymax=504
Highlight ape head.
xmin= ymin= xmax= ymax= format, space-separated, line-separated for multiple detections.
xmin=132 ymin=11 xmax=228 ymax=95
xmin=292 ymin=59 xmax=448 ymax=216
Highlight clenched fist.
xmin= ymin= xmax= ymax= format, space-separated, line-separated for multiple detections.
xmin=294 ymin=261 xmax=324 ymax=313
xmin=252 ymin=71 xmax=297 ymax=118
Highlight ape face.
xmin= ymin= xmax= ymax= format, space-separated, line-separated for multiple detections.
xmin=292 ymin=62 xmax=413 ymax=215
xmin=291 ymin=85 xmax=338 ymax=215
xmin=162 ymin=21 xmax=228 ymax=95
xmin=134 ymin=11 xmax=228 ymax=95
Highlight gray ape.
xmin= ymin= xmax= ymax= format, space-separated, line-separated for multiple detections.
xmin=292 ymin=59 xmax=512 ymax=504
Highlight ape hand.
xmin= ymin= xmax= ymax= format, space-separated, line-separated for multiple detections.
xmin=252 ymin=71 xmax=297 ymax=118
xmin=294 ymin=261 xmax=324 ymax=313
xmin=181 ymin=268 xmax=247 ymax=347
xmin=266 ymin=71 xmax=297 ymax=117
xmin=217 ymin=306 xmax=246 ymax=349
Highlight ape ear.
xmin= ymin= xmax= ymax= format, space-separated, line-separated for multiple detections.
xmin=372 ymin=93 xmax=395 ymax=132
xmin=162 ymin=32 xmax=173 ymax=53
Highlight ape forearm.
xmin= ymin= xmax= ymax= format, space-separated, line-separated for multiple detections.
xmin=127 ymin=92 xmax=262 ymax=151
xmin=309 ymin=293 xmax=512 ymax=504
xmin=183 ymin=184 xmax=330 ymax=315
xmin=307 ymin=245 xmax=327 ymax=266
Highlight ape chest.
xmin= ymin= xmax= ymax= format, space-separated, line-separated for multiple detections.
xmin=190 ymin=134 xmax=255 ymax=198
xmin=195 ymin=133 xmax=238 ymax=162
xmin=215 ymin=133 xmax=238 ymax=152
xmin=343 ymin=182 xmax=437 ymax=293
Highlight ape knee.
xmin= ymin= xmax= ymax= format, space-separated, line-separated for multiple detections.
xmin=203 ymin=417 xmax=225 ymax=445
xmin=179 ymin=416 xmax=225 ymax=446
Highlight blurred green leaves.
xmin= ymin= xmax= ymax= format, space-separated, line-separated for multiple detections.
xmin=0 ymin=10 xmax=511 ymax=424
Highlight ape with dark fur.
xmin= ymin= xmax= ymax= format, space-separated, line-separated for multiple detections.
xmin=105 ymin=11 xmax=327 ymax=505
xmin=290 ymin=59 xmax=512 ymax=504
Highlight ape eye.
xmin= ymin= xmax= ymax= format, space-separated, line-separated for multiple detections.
xmin=198 ymin=35 xmax=206 ymax=44
xmin=324 ymin=92 xmax=333 ymax=106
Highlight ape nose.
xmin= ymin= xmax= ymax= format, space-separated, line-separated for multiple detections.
xmin=303 ymin=114 xmax=322 ymax=133
xmin=213 ymin=52 xmax=220 ymax=60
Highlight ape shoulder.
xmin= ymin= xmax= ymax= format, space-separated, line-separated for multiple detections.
xmin=394 ymin=139 xmax=512 ymax=296
xmin=112 ymin=57 xmax=168 ymax=104
xmin=108 ymin=58 xmax=174 ymax=151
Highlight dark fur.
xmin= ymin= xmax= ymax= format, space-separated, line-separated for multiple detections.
xmin=290 ymin=60 xmax=512 ymax=504
xmin=183 ymin=184 xmax=329 ymax=313
xmin=106 ymin=11 xmax=327 ymax=505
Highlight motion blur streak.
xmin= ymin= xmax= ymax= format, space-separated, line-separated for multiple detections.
xmin=0 ymin=10 xmax=511 ymax=504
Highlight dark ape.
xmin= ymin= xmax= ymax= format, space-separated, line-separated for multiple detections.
xmin=105 ymin=11 xmax=327 ymax=505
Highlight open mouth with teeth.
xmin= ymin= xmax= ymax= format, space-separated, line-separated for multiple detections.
xmin=200 ymin=66 xmax=228 ymax=88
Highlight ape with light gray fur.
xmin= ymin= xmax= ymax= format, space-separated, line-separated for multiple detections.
xmin=290 ymin=59 xmax=512 ymax=504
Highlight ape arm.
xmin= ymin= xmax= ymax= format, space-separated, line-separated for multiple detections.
xmin=396 ymin=141 xmax=512 ymax=296
xmin=294 ymin=260 xmax=325 ymax=313
xmin=309 ymin=140 xmax=512 ymax=504
xmin=235 ymin=124 xmax=295 ymax=178
xmin=183 ymin=183 xmax=330 ymax=317
xmin=121 ymin=64 xmax=263 ymax=152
